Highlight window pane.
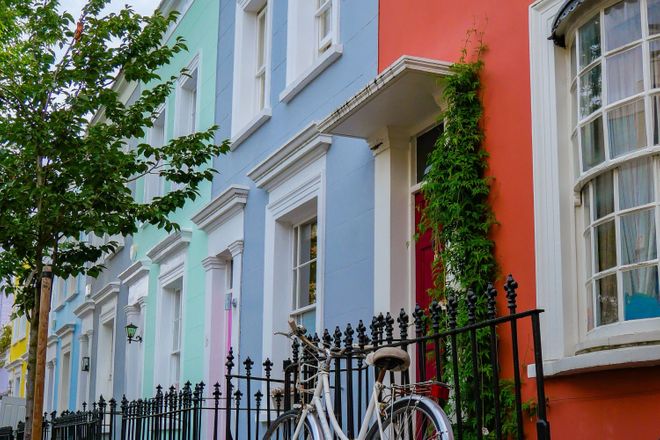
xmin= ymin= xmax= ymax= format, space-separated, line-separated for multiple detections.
xmin=581 ymin=117 xmax=605 ymax=171
xmin=298 ymin=221 xmax=317 ymax=264
xmin=583 ymin=185 xmax=592 ymax=225
xmin=596 ymin=220 xmax=617 ymax=271
xmin=594 ymin=171 xmax=614 ymax=218
xmin=579 ymin=64 xmax=602 ymax=118
xmin=606 ymin=45 xmax=643 ymax=103
xmin=298 ymin=309 xmax=316 ymax=334
xmin=649 ymin=0 xmax=660 ymax=35
xmin=604 ymin=0 xmax=641 ymax=51
xmin=619 ymin=159 xmax=654 ymax=209
xmin=571 ymin=40 xmax=577 ymax=79
xmin=650 ymin=39 xmax=660 ymax=88
xmin=587 ymin=282 xmax=594 ymax=330
xmin=579 ymin=14 xmax=601 ymax=67
xmin=296 ymin=261 xmax=317 ymax=308
xmin=571 ymin=83 xmax=577 ymax=127
xmin=623 ymin=266 xmax=660 ymax=320
xmin=607 ymin=99 xmax=646 ymax=157
xmin=416 ymin=125 xmax=442 ymax=183
xmin=257 ymin=9 xmax=266 ymax=68
xmin=585 ymin=229 xmax=593 ymax=276
xmin=621 ymin=209 xmax=657 ymax=264
xmin=654 ymin=95 xmax=660 ymax=144
xmin=596 ymin=274 xmax=619 ymax=325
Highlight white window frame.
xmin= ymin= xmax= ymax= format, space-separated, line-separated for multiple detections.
xmin=175 ymin=57 xmax=199 ymax=138
xmin=147 ymin=230 xmax=191 ymax=389
xmin=144 ymin=107 xmax=166 ymax=203
xmin=231 ymin=0 xmax=272 ymax=148
xmin=529 ymin=0 xmax=660 ymax=376
xmin=249 ymin=123 xmax=329 ymax=374
xmin=57 ymin=349 xmax=71 ymax=411
xmin=280 ymin=0 xmax=342 ymax=103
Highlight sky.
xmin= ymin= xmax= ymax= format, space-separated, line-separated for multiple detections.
xmin=59 ymin=0 xmax=161 ymax=19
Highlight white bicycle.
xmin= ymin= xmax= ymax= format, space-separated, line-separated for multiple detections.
xmin=263 ymin=321 xmax=454 ymax=440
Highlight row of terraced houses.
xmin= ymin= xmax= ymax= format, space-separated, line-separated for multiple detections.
xmin=6 ymin=0 xmax=660 ymax=438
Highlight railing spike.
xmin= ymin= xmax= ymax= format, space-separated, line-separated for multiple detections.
xmin=384 ymin=312 xmax=394 ymax=343
xmin=333 ymin=326 xmax=342 ymax=348
xmin=505 ymin=274 xmax=519 ymax=313
xmin=467 ymin=289 xmax=477 ymax=324
xmin=487 ymin=282 xmax=498 ymax=319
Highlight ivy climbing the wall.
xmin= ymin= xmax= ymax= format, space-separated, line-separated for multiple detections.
xmin=421 ymin=31 xmax=516 ymax=438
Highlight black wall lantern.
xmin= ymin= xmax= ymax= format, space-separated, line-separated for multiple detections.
xmin=125 ymin=322 xmax=142 ymax=344
xmin=81 ymin=356 xmax=90 ymax=372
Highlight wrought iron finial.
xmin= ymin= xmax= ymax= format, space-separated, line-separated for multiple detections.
xmin=504 ymin=274 xmax=518 ymax=313
xmin=397 ymin=308 xmax=409 ymax=340
xmin=333 ymin=326 xmax=342 ymax=348
xmin=356 ymin=320 xmax=368 ymax=348
xmin=322 ymin=328 xmax=332 ymax=348
xmin=370 ymin=316 xmax=379 ymax=346
xmin=413 ymin=304 xmax=425 ymax=336
xmin=292 ymin=337 xmax=300 ymax=364
xmin=244 ymin=357 xmax=254 ymax=376
xmin=263 ymin=358 xmax=273 ymax=378
xmin=448 ymin=294 xmax=458 ymax=329
xmin=430 ymin=300 xmax=441 ymax=333
xmin=385 ymin=312 xmax=395 ymax=343
xmin=467 ymin=289 xmax=477 ymax=324
xmin=486 ymin=282 xmax=498 ymax=319
xmin=344 ymin=323 xmax=354 ymax=349
xmin=376 ymin=313 xmax=385 ymax=342
xmin=213 ymin=382 xmax=222 ymax=399
xmin=225 ymin=347 xmax=235 ymax=373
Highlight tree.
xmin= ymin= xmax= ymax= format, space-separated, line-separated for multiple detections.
xmin=0 ymin=1 xmax=229 ymax=437
xmin=0 ymin=324 xmax=11 ymax=367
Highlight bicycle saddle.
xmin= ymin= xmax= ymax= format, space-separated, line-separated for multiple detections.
xmin=366 ymin=347 xmax=411 ymax=372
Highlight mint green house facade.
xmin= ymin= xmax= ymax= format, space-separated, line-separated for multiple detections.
xmin=122 ymin=0 xmax=220 ymax=397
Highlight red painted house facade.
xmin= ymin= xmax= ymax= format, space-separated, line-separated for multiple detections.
xmin=370 ymin=0 xmax=660 ymax=438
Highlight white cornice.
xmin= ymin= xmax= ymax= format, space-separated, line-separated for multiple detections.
xmin=247 ymin=123 xmax=331 ymax=191
xmin=228 ymin=239 xmax=244 ymax=257
xmin=191 ymin=185 xmax=249 ymax=232
xmin=318 ymin=55 xmax=452 ymax=139
xmin=146 ymin=230 xmax=192 ymax=263
xmin=73 ymin=300 xmax=95 ymax=318
xmin=91 ymin=282 xmax=120 ymax=305
xmin=47 ymin=335 xmax=58 ymax=347
xmin=118 ymin=260 xmax=151 ymax=286
xmin=55 ymin=323 xmax=75 ymax=339
xmin=201 ymin=256 xmax=226 ymax=271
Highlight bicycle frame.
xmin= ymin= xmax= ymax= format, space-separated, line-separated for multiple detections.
xmin=292 ymin=353 xmax=385 ymax=440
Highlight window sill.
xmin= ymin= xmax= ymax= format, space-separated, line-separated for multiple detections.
xmin=527 ymin=342 xmax=660 ymax=377
xmin=65 ymin=291 xmax=79 ymax=303
xmin=279 ymin=44 xmax=343 ymax=104
xmin=52 ymin=302 xmax=66 ymax=313
xmin=230 ymin=108 xmax=272 ymax=150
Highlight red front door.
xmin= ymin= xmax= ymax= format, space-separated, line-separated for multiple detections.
xmin=414 ymin=192 xmax=441 ymax=383
xmin=415 ymin=192 xmax=435 ymax=309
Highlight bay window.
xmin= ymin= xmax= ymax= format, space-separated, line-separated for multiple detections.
xmin=571 ymin=0 xmax=660 ymax=331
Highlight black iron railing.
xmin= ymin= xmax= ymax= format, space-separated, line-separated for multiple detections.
xmin=22 ymin=275 xmax=550 ymax=440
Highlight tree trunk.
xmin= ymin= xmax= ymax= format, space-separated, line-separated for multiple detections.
xmin=24 ymin=281 xmax=40 ymax=440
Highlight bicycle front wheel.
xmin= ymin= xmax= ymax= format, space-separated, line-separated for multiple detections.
xmin=366 ymin=395 xmax=454 ymax=440
xmin=262 ymin=409 xmax=322 ymax=440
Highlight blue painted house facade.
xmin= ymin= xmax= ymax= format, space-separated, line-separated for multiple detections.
xmin=195 ymin=0 xmax=379 ymax=381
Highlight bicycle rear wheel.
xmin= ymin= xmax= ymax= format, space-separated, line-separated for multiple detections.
xmin=262 ymin=409 xmax=322 ymax=440
xmin=366 ymin=395 xmax=454 ymax=440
